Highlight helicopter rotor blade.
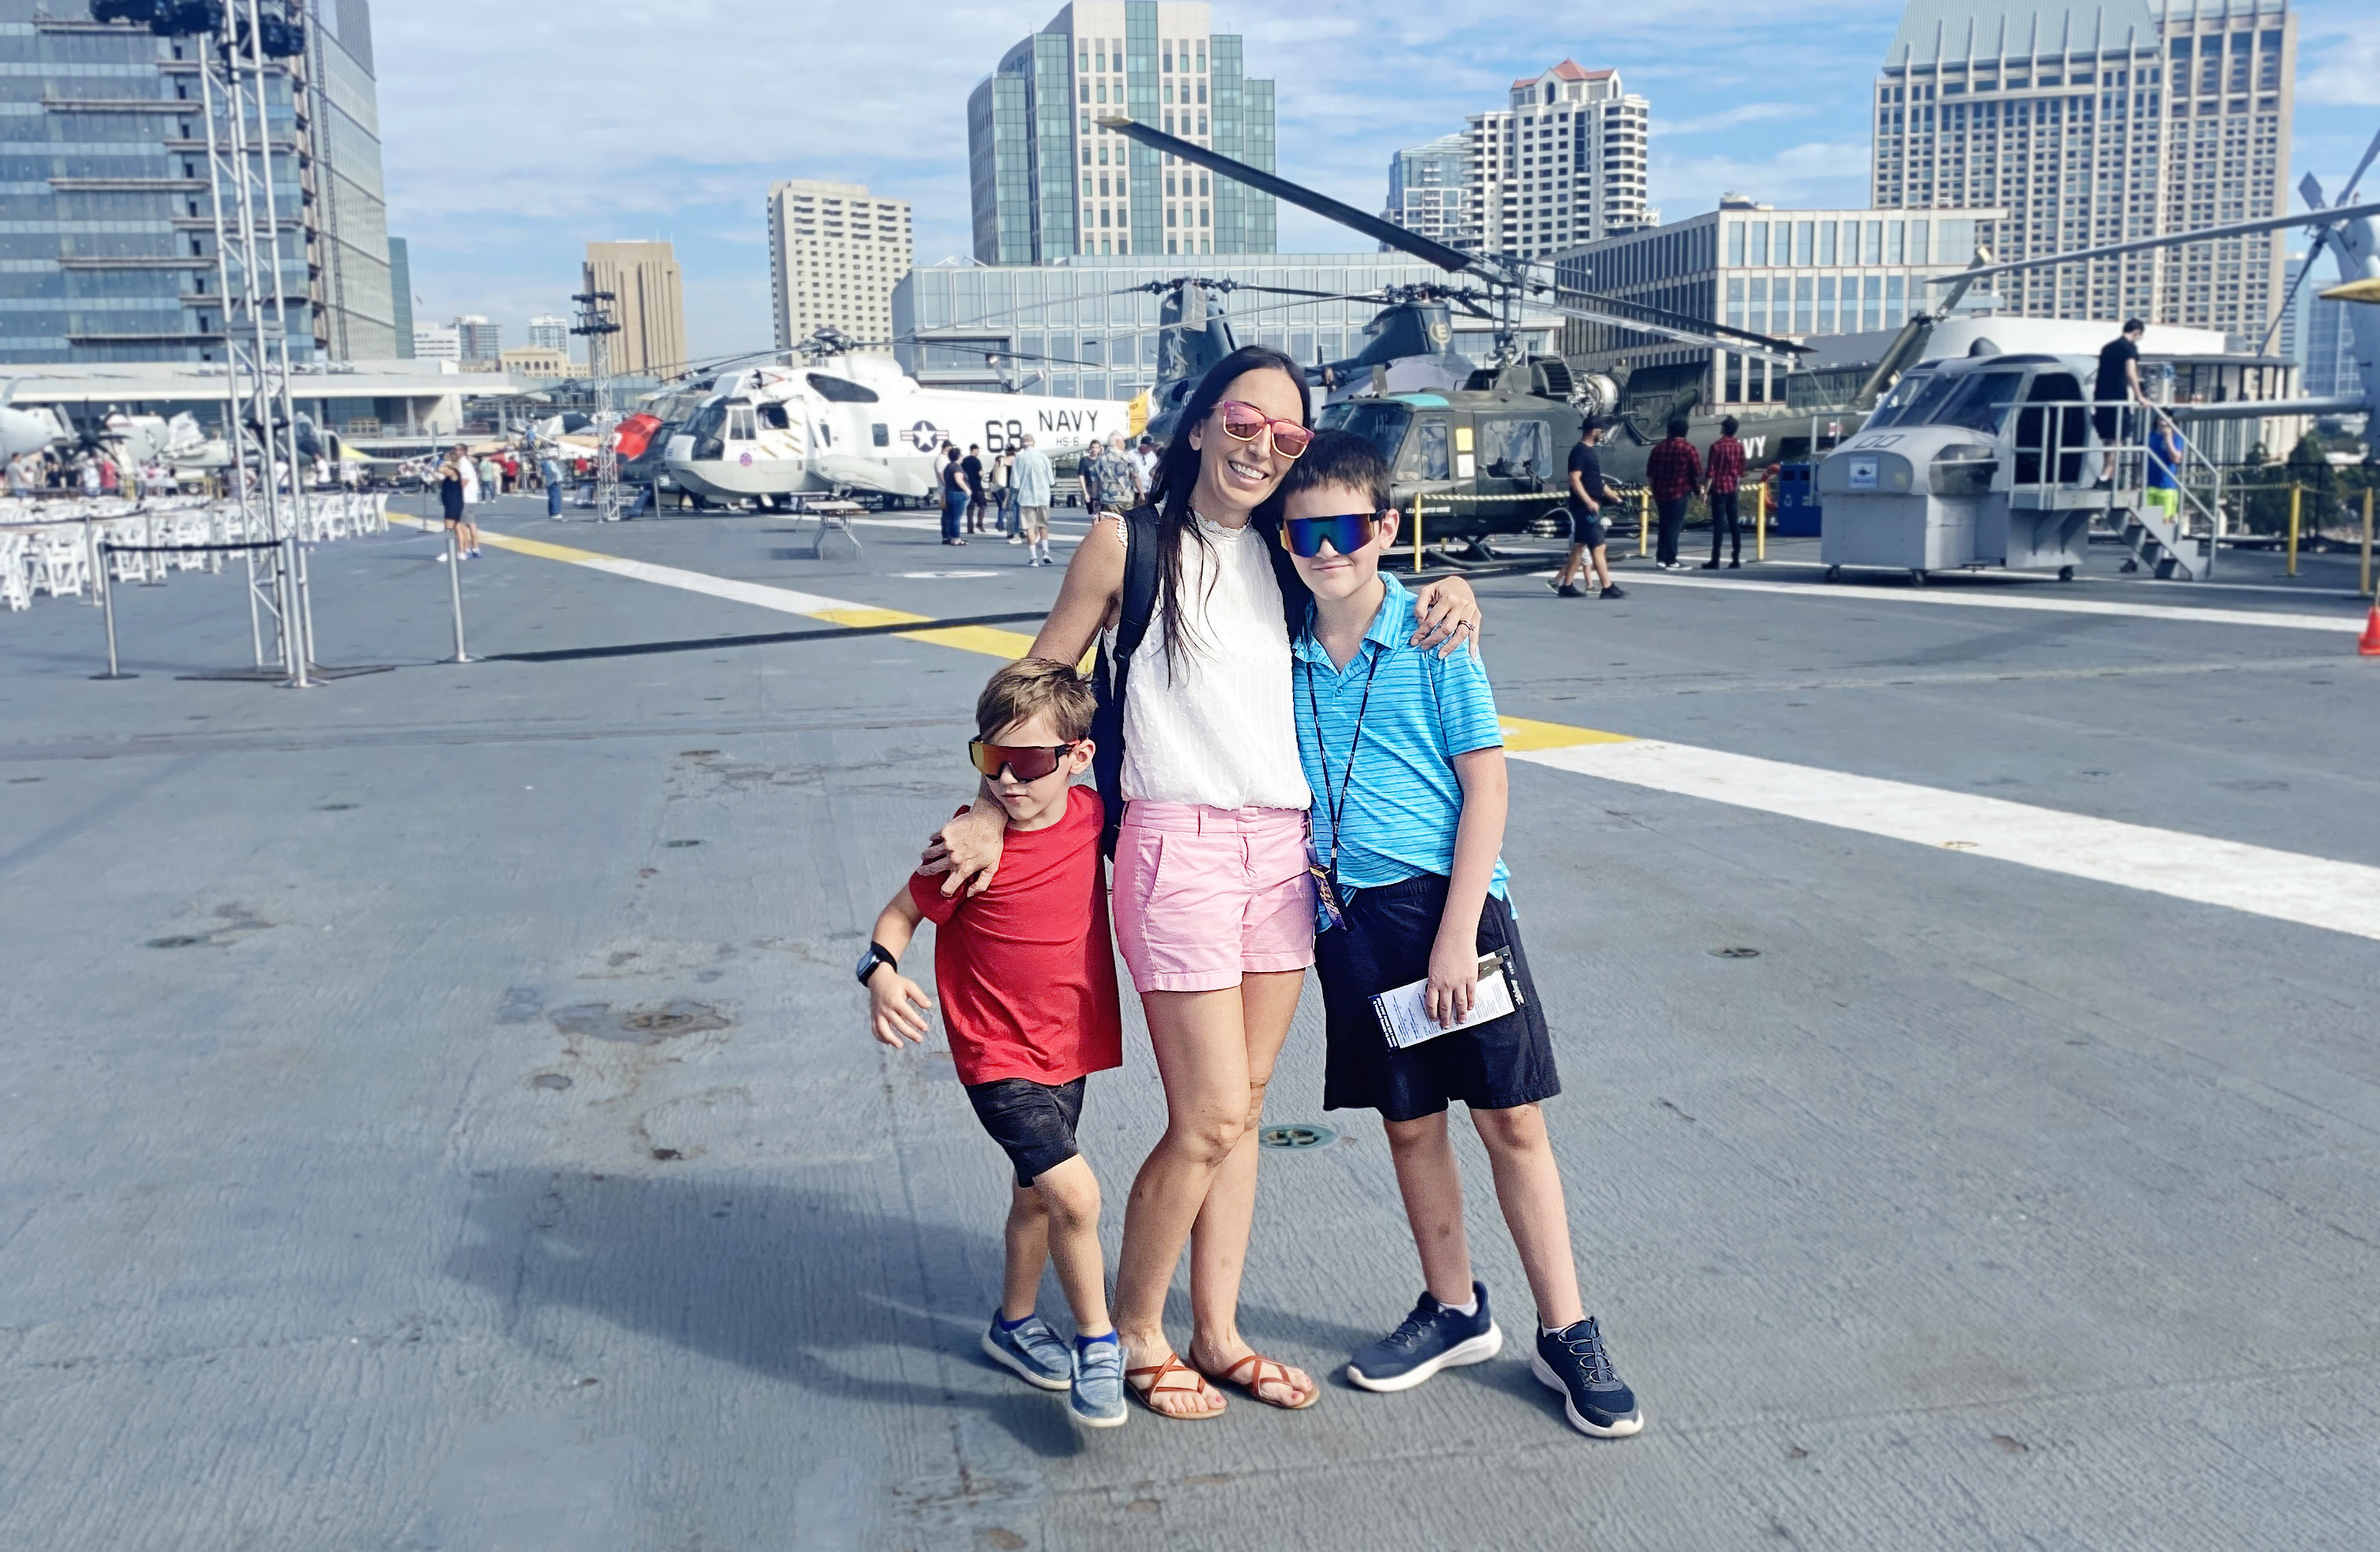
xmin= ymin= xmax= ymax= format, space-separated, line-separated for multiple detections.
xmin=1927 ymin=201 xmax=2380 ymax=287
xmin=2340 ymin=126 xmax=2380 ymax=204
xmin=1098 ymin=116 xmax=1485 ymax=280
xmin=1546 ymin=285 xmax=1807 ymax=361
xmin=2257 ymin=227 xmax=2334 ymax=355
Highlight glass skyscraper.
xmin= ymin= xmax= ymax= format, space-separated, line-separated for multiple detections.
xmin=968 ymin=2 xmax=1275 ymax=265
xmin=0 ymin=0 xmax=391 ymax=365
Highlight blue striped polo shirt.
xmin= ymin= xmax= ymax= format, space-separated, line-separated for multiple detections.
xmin=1292 ymin=575 xmax=1510 ymax=900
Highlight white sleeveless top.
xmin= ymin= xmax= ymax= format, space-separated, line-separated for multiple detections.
xmin=1107 ymin=513 xmax=1310 ymax=811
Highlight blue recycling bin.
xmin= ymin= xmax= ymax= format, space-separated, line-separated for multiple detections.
xmin=1773 ymin=461 xmax=1820 ymax=537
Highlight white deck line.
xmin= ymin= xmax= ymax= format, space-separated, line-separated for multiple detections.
xmin=1605 ymin=571 xmax=2366 ymax=634
xmin=1513 ymin=738 xmax=2380 ymax=943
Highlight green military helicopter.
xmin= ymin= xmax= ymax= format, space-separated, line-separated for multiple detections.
xmin=1104 ymin=113 xmax=1990 ymax=557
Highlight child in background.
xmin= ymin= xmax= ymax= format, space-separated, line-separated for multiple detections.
xmin=859 ymin=659 xmax=1129 ymax=1428
xmin=1276 ymin=430 xmax=1644 ymax=1439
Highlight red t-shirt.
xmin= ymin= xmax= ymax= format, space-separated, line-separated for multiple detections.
xmin=908 ymin=785 xmax=1122 ymax=1087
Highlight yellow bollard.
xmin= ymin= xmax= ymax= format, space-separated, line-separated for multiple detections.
xmin=2287 ymin=483 xmax=2300 ymax=578
xmin=1756 ymin=476 xmax=1768 ymax=563
xmin=1638 ymin=488 xmax=1650 ymax=559
xmin=2363 ymin=487 xmax=2374 ymax=597
xmin=1413 ymin=493 xmax=1424 ymax=575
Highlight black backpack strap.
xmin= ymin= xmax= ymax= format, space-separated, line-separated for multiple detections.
xmin=1091 ymin=504 xmax=1163 ymax=857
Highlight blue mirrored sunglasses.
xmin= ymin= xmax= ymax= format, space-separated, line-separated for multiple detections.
xmin=1280 ymin=512 xmax=1387 ymax=559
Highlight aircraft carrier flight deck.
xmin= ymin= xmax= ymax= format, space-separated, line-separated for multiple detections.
xmin=2 ymin=497 xmax=2376 ymax=1552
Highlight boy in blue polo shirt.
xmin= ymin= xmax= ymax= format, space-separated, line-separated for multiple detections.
xmin=1277 ymin=430 xmax=1643 ymax=1439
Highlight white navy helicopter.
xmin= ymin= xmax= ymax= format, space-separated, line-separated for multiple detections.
xmin=663 ymin=329 xmax=1143 ymax=509
xmin=1816 ymin=127 xmax=2380 ymax=586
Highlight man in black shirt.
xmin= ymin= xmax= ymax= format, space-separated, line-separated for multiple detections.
xmin=1551 ymin=419 xmax=1626 ymax=600
xmin=960 ymin=445 xmax=987 ymax=534
xmin=2094 ymin=320 xmax=2147 ymax=485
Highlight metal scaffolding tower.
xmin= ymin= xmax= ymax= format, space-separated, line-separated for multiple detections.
xmin=100 ymin=0 xmax=318 ymax=682
xmin=571 ymin=287 xmax=623 ymax=522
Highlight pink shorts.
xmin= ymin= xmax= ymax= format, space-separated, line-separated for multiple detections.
xmin=1111 ymin=802 xmax=1316 ymax=994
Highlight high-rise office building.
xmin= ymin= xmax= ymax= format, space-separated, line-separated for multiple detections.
xmin=582 ymin=241 xmax=686 ymax=377
xmin=969 ymin=2 xmax=1276 ymax=264
xmin=525 ymin=314 xmax=571 ymax=353
xmin=388 ymin=236 xmax=415 ymax=358
xmin=301 ymin=0 xmax=395 ymax=360
xmin=1872 ymin=0 xmax=2294 ymax=341
xmin=1382 ymin=135 xmax=1469 ymax=249
xmin=2303 ymin=289 xmax=2363 ymax=401
xmin=0 ymin=0 xmax=391 ymax=364
xmin=1466 ymin=62 xmax=1654 ymax=261
xmin=454 ymin=316 xmax=500 ymax=363
xmin=412 ymin=322 xmax=459 ymax=362
xmin=768 ymin=180 xmax=913 ymax=350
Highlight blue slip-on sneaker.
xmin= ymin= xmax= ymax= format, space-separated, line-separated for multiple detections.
xmin=1347 ymin=1281 xmax=1503 ymax=1393
xmin=1531 ymin=1315 xmax=1643 ymax=1437
xmin=1070 ymin=1334 xmax=1128 ymax=1428
xmin=980 ymin=1311 xmax=1072 ymax=1391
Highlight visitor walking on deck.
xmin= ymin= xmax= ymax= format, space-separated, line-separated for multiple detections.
xmin=1702 ymin=418 xmax=1746 ymax=570
xmin=1646 ymin=419 xmax=1701 ymax=570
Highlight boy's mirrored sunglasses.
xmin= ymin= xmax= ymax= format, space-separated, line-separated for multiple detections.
xmin=1214 ymin=400 xmax=1313 ymax=458
xmin=967 ymin=740 xmax=1082 ymax=782
xmin=1280 ymin=511 xmax=1388 ymax=558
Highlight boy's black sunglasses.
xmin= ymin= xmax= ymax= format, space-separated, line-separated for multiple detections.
xmin=1279 ymin=511 xmax=1389 ymax=559
xmin=968 ymin=740 xmax=1081 ymax=782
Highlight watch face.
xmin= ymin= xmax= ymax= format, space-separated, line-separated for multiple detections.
xmin=856 ymin=946 xmax=881 ymax=981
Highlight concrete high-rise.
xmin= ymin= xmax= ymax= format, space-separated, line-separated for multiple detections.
xmin=1872 ymin=0 xmax=2294 ymax=341
xmin=1383 ymin=135 xmax=1469 ymax=249
xmin=969 ymin=2 xmax=1277 ymax=264
xmin=582 ymin=241 xmax=686 ymax=377
xmin=768 ymin=180 xmax=912 ymax=350
xmin=454 ymin=316 xmax=501 ymax=363
xmin=525 ymin=314 xmax=571 ymax=353
xmin=388 ymin=237 xmax=415 ymax=358
xmin=1465 ymin=62 xmax=1654 ymax=261
xmin=0 ymin=0 xmax=394 ymax=364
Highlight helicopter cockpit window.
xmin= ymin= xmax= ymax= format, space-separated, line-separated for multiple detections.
xmin=1477 ymin=416 xmax=1550 ymax=481
xmin=1931 ymin=371 xmax=2026 ymax=434
xmin=757 ymin=403 xmax=791 ymax=431
xmin=726 ymin=405 xmax=756 ymax=441
xmin=1320 ymin=401 xmax=1410 ymax=471
xmin=1414 ymin=419 xmax=1450 ymax=481
xmin=1867 ymin=371 xmax=1955 ymax=429
xmin=805 ymin=372 xmax=880 ymax=405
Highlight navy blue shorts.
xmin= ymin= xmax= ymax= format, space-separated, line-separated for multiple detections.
xmin=1314 ymin=874 xmax=1558 ymax=1122
xmin=964 ymin=1075 xmax=1086 ymax=1187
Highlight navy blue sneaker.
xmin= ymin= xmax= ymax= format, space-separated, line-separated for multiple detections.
xmin=1531 ymin=1316 xmax=1643 ymax=1437
xmin=980 ymin=1311 xmax=1070 ymax=1391
xmin=1070 ymin=1333 xmax=1127 ymax=1428
xmin=1347 ymin=1281 xmax=1503 ymax=1392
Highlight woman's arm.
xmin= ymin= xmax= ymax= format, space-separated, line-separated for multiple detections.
xmin=1027 ymin=512 xmax=1126 ymax=665
xmin=1407 ymin=574 xmax=1483 ymax=658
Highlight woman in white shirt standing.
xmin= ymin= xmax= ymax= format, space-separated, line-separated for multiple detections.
xmin=930 ymin=347 xmax=1480 ymax=1418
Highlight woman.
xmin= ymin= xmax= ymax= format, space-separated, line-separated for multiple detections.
xmin=438 ymin=445 xmax=479 ymax=559
xmin=929 ymin=347 xmax=1480 ymax=1418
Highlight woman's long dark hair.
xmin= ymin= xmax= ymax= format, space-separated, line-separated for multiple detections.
xmin=1142 ymin=345 xmax=1309 ymax=676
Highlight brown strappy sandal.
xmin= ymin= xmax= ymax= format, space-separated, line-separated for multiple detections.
xmin=1199 ymin=1351 xmax=1319 ymax=1410
xmin=1124 ymin=1352 xmax=1226 ymax=1420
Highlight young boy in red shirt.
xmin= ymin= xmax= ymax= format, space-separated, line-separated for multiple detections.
xmin=859 ymin=658 xmax=1127 ymax=1428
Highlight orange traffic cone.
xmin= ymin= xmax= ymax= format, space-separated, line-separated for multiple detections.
xmin=2362 ymin=602 xmax=2380 ymax=657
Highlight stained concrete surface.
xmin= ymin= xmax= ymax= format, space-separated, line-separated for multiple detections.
xmin=0 ymin=497 xmax=2376 ymax=1550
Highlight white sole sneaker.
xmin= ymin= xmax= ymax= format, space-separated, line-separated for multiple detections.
xmin=980 ymin=1328 xmax=1070 ymax=1392
xmin=1529 ymin=1351 xmax=1645 ymax=1437
xmin=1346 ymin=1324 xmax=1503 ymax=1393
xmin=1070 ymin=1392 xmax=1129 ymax=1428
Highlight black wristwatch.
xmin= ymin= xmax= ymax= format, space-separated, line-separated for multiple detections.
xmin=855 ymin=940 xmax=899 ymax=986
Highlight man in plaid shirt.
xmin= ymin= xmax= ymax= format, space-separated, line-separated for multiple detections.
xmin=1702 ymin=417 xmax=1746 ymax=570
xmin=1646 ymin=419 xmax=1702 ymax=570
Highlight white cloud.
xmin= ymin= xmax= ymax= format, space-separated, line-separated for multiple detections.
xmin=2299 ymin=28 xmax=2380 ymax=107
xmin=1652 ymin=142 xmax=1875 ymax=215
xmin=1655 ymin=103 xmax=1815 ymax=139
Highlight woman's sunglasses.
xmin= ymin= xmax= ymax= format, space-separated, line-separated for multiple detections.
xmin=967 ymin=740 xmax=1081 ymax=782
xmin=1280 ymin=512 xmax=1387 ymax=559
xmin=1215 ymin=400 xmax=1312 ymax=458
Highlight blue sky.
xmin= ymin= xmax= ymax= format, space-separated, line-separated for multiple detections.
xmin=375 ymin=1 xmax=2380 ymax=363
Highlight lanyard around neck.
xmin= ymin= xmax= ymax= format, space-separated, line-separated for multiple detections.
xmin=1304 ymin=645 xmax=1382 ymax=878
